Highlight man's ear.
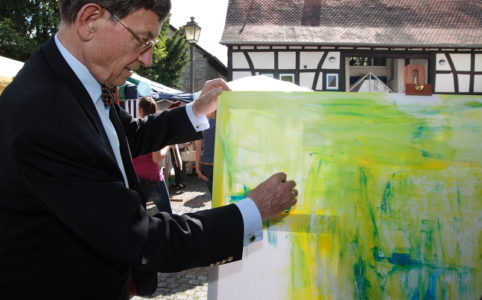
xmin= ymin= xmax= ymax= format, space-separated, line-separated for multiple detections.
xmin=76 ymin=3 xmax=104 ymax=41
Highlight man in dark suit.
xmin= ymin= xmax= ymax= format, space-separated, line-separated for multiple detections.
xmin=0 ymin=1 xmax=297 ymax=299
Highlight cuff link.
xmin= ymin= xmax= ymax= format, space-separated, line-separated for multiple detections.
xmin=210 ymin=256 xmax=234 ymax=267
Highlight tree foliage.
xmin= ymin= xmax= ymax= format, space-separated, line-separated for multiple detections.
xmin=137 ymin=25 xmax=190 ymax=89
xmin=0 ymin=0 xmax=59 ymax=61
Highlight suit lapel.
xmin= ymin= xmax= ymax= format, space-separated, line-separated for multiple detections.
xmin=109 ymin=106 xmax=145 ymax=200
xmin=40 ymin=38 xmax=116 ymax=160
xmin=41 ymin=38 xmax=144 ymax=199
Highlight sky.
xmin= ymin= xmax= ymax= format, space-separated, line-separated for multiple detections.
xmin=169 ymin=0 xmax=230 ymax=66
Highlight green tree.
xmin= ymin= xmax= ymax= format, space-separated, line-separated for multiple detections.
xmin=0 ymin=0 xmax=59 ymax=61
xmin=137 ymin=25 xmax=189 ymax=89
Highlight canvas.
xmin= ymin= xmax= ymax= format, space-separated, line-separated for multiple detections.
xmin=209 ymin=92 xmax=482 ymax=300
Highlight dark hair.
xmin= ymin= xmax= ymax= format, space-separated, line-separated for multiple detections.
xmin=138 ymin=96 xmax=157 ymax=115
xmin=59 ymin=0 xmax=171 ymax=24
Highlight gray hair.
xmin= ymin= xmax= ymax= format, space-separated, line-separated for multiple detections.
xmin=58 ymin=0 xmax=171 ymax=24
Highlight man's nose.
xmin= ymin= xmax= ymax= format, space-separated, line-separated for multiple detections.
xmin=138 ymin=47 xmax=154 ymax=67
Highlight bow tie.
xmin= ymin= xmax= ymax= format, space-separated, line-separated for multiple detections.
xmin=101 ymin=84 xmax=117 ymax=106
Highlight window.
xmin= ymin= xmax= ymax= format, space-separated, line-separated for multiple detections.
xmin=279 ymin=73 xmax=295 ymax=83
xmin=326 ymin=73 xmax=339 ymax=90
xmin=349 ymin=57 xmax=387 ymax=66
xmin=258 ymin=72 xmax=273 ymax=78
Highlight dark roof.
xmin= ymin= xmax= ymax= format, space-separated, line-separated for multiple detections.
xmin=221 ymin=0 xmax=482 ymax=48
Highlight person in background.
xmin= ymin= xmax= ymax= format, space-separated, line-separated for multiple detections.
xmin=167 ymin=101 xmax=186 ymax=189
xmin=0 ymin=0 xmax=298 ymax=299
xmin=133 ymin=96 xmax=172 ymax=213
xmin=195 ymin=110 xmax=216 ymax=195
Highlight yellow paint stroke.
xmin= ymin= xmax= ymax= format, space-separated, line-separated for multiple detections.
xmin=213 ymin=92 xmax=482 ymax=300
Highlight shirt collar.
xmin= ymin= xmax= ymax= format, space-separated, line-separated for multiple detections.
xmin=54 ymin=34 xmax=102 ymax=104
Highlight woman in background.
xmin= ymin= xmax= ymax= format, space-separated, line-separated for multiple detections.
xmin=195 ymin=111 xmax=216 ymax=195
xmin=133 ymin=96 xmax=172 ymax=213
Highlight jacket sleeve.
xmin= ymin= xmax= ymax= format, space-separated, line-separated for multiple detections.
xmin=115 ymin=105 xmax=203 ymax=158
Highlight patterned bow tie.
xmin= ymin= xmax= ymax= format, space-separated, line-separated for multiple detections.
xmin=101 ymin=84 xmax=117 ymax=106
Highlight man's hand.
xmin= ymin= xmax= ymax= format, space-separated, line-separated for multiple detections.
xmin=248 ymin=172 xmax=297 ymax=220
xmin=192 ymin=78 xmax=231 ymax=117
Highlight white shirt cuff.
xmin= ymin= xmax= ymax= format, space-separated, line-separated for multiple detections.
xmin=186 ymin=102 xmax=209 ymax=132
xmin=234 ymin=197 xmax=263 ymax=246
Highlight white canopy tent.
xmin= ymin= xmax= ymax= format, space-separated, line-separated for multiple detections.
xmin=0 ymin=56 xmax=24 ymax=94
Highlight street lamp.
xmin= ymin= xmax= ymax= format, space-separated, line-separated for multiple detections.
xmin=184 ymin=17 xmax=201 ymax=94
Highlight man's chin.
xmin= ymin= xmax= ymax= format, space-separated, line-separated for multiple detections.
xmin=112 ymin=76 xmax=130 ymax=88
xmin=116 ymin=70 xmax=134 ymax=86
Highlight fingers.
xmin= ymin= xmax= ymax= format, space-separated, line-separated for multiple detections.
xmin=192 ymin=87 xmax=222 ymax=117
xmin=200 ymin=79 xmax=231 ymax=98
xmin=248 ymin=172 xmax=298 ymax=220
xmin=204 ymin=78 xmax=231 ymax=92
xmin=272 ymin=172 xmax=287 ymax=183
xmin=202 ymin=87 xmax=222 ymax=99
xmin=286 ymin=179 xmax=296 ymax=189
xmin=192 ymin=78 xmax=230 ymax=117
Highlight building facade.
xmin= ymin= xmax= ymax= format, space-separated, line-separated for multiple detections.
xmin=167 ymin=25 xmax=227 ymax=93
xmin=177 ymin=43 xmax=228 ymax=93
xmin=221 ymin=0 xmax=482 ymax=94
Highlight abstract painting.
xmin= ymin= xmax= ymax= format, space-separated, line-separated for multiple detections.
xmin=209 ymin=92 xmax=482 ymax=300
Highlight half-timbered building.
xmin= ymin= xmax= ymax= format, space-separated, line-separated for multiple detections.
xmin=221 ymin=0 xmax=482 ymax=94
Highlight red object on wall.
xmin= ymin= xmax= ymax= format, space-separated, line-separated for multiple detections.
xmin=404 ymin=64 xmax=433 ymax=96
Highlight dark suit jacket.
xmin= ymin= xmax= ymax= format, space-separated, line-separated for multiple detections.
xmin=0 ymin=38 xmax=243 ymax=300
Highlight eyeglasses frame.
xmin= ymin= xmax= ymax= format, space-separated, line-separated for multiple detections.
xmin=105 ymin=8 xmax=158 ymax=52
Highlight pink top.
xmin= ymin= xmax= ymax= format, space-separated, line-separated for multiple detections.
xmin=133 ymin=153 xmax=164 ymax=182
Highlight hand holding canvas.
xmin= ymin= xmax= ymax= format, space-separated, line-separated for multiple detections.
xmin=192 ymin=78 xmax=231 ymax=117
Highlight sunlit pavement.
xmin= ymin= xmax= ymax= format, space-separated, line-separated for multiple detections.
xmin=133 ymin=174 xmax=212 ymax=300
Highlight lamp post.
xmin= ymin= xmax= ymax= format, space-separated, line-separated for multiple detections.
xmin=184 ymin=17 xmax=201 ymax=94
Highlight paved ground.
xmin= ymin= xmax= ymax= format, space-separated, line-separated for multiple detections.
xmin=132 ymin=173 xmax=212 ymax=300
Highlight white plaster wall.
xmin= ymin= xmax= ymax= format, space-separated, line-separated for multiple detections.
xmin=299 ymin=72 xmax=316 ymax=90
xmin=435 ymin=73 xmax=455 ymax=93
xmin=436 ymin=53 xmax=451 ymax=71
xmin=450 ymin=54 xmax=471 ymax=71
xmin=232 ymin=52 xmax=249 ymax=69
xmin=300 ymin=52 xmax=324 ymax=69
xmin=321 ymin=52 xmax=341 ymax=69
xmin=278 ymin=52 xmax=296 ymax=69
xmin=232 ymin=71 xmax=253 ymax=81
xmin=474 ymin=54 xmax=482 ymax=72
xmin=474 ymin=75 xmax=482 ymax=92
xmin=249 ymin=52 xmax=275 ymax=69
xmin=391 ymin=58 xmax=405 ymax=93
xmin=457 ymin=74 xmax=471 ymax=93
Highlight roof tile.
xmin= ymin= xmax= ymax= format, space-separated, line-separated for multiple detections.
xmin=222 ymin=0 xmax=482 ymax=47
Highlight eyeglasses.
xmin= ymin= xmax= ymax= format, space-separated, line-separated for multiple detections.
xmin=106 ymin=9 xmax=158 ymax=52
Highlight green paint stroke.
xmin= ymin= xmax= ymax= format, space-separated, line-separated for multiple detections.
xmin=214 ymin=92 xmax=482 ymax=300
